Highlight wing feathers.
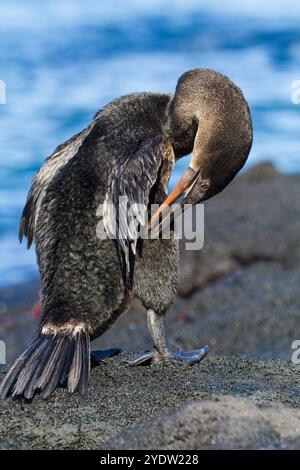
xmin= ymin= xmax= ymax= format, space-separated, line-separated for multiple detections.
xmin=18 ymin=128 xmax=90 ymax=247
xmin=103 ymin=135 xmax=170 ymax=281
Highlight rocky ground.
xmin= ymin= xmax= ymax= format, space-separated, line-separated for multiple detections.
xmin=0 ymin=162 xmax=300 ymax=449
xmin=0 ymin=355 xmax=299 ymax=450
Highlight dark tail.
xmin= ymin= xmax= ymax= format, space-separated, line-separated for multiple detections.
xmin=0 ymin=328 xmax=90 ymax=400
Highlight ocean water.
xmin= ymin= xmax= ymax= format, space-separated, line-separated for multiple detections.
xmin=0 ymin=0 xmax=300 ymax=286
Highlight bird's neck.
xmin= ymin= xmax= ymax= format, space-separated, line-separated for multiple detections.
xmin=163 ymin=99 xmax=197 ymax=159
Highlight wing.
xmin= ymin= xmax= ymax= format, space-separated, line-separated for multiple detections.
xmin=19 ymin=126 xmax=92 ymax=248
xmin=102 ymin=135 xmax=172 ymax=284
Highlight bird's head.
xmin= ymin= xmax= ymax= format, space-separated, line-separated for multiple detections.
xmin=150 ymin=69 xmax=253 ymax=228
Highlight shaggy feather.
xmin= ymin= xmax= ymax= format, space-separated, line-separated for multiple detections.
xmin=0 ymin=329 xmax=91 ymax=399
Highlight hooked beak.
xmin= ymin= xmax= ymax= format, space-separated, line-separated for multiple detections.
xmin=148 ymin=167 xmax=198 ymax=232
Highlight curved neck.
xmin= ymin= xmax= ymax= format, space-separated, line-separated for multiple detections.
xmin=163 ymin=97 xmax=198 ymax=159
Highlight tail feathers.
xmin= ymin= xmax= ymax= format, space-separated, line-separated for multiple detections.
xmin=59 ymin=337 xmax=76 ymax=387
xmin=77 ymin=331 xmax=90 ymax=395
xmin=23 ymin=338 xmax=57 ymax=400
xmin=66 ymin=330 xmax=90 ymax=395
xmin=0 ymin=336 xmax=43 ymax=399
xmin=0 ymin=329 xmax=90 ymax=400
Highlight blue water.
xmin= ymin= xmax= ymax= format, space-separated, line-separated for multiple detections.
xmin=1 ymin=0 xmax=300 ymax=286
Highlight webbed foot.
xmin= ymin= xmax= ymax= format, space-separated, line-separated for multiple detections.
xmin=91 ymin=348 xmax=122 ymax=367
xmin=171 ymin=345 xmax=209 ymax=364
xmin=125 ymin=344 xmax=209 ymax=367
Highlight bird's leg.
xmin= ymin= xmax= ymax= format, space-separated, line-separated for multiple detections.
xmin=126 ymin=309 xmax=209 ymax=366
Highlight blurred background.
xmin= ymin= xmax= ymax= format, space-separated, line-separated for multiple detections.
xmin=0 ymin=0 xmax=300 ymax=287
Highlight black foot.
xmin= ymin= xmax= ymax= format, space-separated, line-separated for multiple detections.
xmin=171 ymin=345 xmax=209 ymax=365
xmin=91 ymin=348 xmax=122 ymax=367
xmin=125 ymin=345 xmax=209 ymax=367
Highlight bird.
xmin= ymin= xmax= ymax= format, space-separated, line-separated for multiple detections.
xmin=0 ymin=68 xmax=252 ymax=399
